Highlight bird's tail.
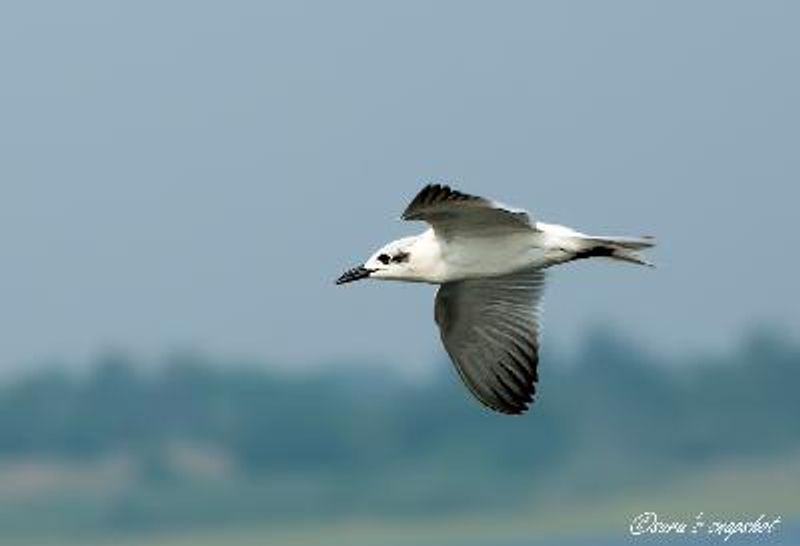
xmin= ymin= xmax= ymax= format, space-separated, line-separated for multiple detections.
xmin=573 ymin=235 xmax=656 ymax=267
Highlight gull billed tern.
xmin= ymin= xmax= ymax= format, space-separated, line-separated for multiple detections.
xmin=336 ymin=184 xmax=654 ymax=415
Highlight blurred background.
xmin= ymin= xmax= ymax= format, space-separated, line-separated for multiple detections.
xmin=1 ymin=1 xmax=798 ymax=545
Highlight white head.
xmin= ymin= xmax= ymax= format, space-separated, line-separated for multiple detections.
xmin=336 ymin=232 xmax=441 ymax=285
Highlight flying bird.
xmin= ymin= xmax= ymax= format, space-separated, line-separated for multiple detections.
xmin=336 ymin=184 xmax=654 ymax=415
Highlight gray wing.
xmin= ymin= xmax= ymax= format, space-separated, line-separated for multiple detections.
xmin=402 ymin=184 xmax=534 ymax=237
xmin=434 ymin=268 xmax=545 ymax=415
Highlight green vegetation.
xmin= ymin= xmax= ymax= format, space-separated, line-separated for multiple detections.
xmin=0 ymin=329 xmax=797 ymax=544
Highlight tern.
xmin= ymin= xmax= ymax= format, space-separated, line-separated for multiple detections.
xmin=336 ymin=184 xmax=654 ymax=415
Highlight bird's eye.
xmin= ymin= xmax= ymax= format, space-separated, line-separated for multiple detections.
xmin=377 ymin=254 xmax=390 ymax=265
xmin=391 ymin=251 xmax=410 ymax=263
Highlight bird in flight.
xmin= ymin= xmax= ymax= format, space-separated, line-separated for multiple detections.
xmin=336 ymin=184 xmax=654 ymax=415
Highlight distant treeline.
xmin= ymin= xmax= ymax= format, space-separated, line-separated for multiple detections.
xmin=1 ymin=329 xmax=797 ymax=475
xmin=0 ymin=330 xmax=797 ymax=532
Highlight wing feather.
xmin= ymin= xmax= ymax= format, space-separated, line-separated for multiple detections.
xmin=402 ymin=184 xmax=534 ymax=237
xmin=434 ymin=269 xmax=545 ymax=415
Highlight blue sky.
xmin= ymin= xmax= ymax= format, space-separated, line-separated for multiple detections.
xmin=1 ymin=1 xmax=798 ymax=373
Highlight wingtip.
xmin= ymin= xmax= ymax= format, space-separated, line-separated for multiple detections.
xmin=490 ymin=402 xmax=530 ymax=416
xmin=401 ymin=183 xmax=442 ymax=220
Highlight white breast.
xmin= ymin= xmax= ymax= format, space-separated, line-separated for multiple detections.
xmin=437 ymin=230 xmax=550 ymax=282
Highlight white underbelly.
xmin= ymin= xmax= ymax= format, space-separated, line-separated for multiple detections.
xmin=439 ymin=231 xmax=553 ymax=281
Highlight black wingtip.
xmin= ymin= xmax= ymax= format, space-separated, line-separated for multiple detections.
xmin=401 ymin=183 xmax=480 ymax=220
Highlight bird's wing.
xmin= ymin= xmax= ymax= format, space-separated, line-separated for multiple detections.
xmin=434 ymin=268 xmax=544 ymax=415
xmin=402 ymin=184 xmax=535 ymax=237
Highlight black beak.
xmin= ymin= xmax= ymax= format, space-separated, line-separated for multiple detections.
xmin=336 ymin=264 xmax=373 ymax=285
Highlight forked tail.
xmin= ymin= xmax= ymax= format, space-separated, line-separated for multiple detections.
xmin=573 ymin=235 xmax=656 ymax=267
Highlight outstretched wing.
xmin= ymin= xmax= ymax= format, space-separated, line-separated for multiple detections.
xmin=402 ymin=184 xmax=534 ymax=237
xmin=434 ymin=268 xmax=545 ymax=415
